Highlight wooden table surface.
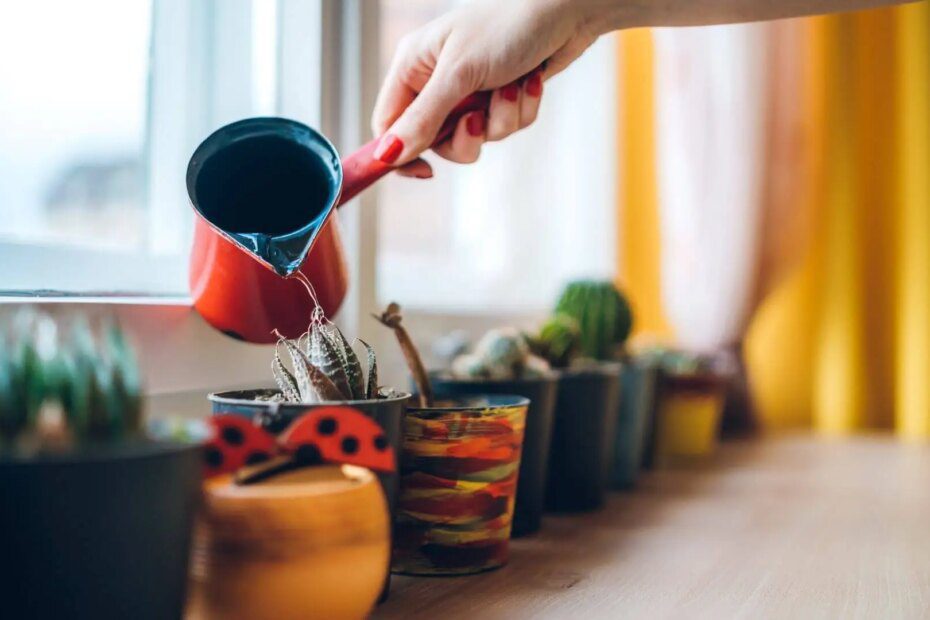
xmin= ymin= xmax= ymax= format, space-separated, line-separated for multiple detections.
xmin=374 ymin=435 xmax=930 ymax=619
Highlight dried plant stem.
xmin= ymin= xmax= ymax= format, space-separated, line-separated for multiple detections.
xmin=374 ymin=303 xmax=432 ymax=407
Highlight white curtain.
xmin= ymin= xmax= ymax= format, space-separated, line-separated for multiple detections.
xmin=653 ymin=24 xmax=769 ymax=352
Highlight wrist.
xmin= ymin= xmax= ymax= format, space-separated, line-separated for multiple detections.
xmin=565 ymin=0 xmax=653 ymax=34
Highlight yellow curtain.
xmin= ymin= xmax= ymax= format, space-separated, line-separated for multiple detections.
xmin=617 ymin=3 xmax=930 ymax=439
xmin=616 ymin=30 xmax=672 ymax=339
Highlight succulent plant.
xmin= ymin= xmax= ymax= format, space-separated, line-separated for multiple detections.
xmin=272 ymin=320 xmax=379 ymax=403
xmin=449 ymin=327 xmax=551 ymax=381
xmin=0 ymin=311 xmax=143 ymax=450
xmin=554 ymin=280 xmax=633 ymax=361
xmin=526 ymin=313 xmax=583 ymax=369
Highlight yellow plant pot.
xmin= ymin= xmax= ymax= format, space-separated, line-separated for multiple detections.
xmin=188 ymin=465 xmax=389 ymax=620
xmin=655 ymin=373 xmax=727 ymax=465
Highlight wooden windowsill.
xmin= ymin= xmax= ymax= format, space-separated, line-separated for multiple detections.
xmin=375 ymin=434 xmax=930 ymax=619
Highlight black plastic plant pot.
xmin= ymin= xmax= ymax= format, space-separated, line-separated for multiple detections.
xmin=0 ymin=441 xmax=202 ymax=620
xmin=545 ymin=363 xmax=623 ymax=512
xmin=208 ymin=389 xmax=409 ymax=600
xmin=430 ymin=372 xmax=558 ymax=537
xmin=611 ymin=359 xmax=659 ymax=488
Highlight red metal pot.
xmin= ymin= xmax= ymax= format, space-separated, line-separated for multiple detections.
xmin=187 ymin=94 xmax=489 ymax=343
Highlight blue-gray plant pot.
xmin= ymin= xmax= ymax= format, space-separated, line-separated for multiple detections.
xmin=610 ymin=359 xmax=658 ymax=489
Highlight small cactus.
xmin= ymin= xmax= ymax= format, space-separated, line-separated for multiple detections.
xmin=526 ymin=313 xmax=582 ymax=369
xmin=554 ymin=280 xmax=633 ymax=361
xmin=449 ymin=327 xmax=551 ymax=381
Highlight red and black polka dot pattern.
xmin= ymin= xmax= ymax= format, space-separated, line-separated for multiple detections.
xmin=203 ymin=414 xmax=277 ymax=478
xmin=203 ymin=407 xmax=395 ymax=479
xmin=279 ymin=407 xmax=395 ymax=474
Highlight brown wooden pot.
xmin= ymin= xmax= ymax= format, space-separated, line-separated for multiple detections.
xmin=188 ymin=465 xmax=389 ymax=620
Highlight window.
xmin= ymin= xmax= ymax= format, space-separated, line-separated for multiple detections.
xmin=376 ymin=0 xmax=617 ymax=313
xmin=0 ymin=0 xmax=315 ymax=296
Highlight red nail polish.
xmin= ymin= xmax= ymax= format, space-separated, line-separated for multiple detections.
xmin=525 ymin=73 xmax=543 ymax=98
xmin=466 ymin=112 xmax=485 ymax=137
xmin=501 ymin=83 xmax=520 ymax=102
xmin=374 ymin=134 xmax=403 ymax=164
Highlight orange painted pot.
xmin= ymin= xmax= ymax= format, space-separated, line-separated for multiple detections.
xmin=188 ymin=465 xmax=389 ymax=620
xmin=392 ymin=395 xmax=528 ymax=576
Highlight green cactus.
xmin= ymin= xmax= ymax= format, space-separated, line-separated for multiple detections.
xmin=528 ymin=313 xmax=583 ymax=369
xmin=554 ymin=280 xmax=633 ymax=361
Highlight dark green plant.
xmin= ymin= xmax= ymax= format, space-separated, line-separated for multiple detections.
xmin=554 ymin=280 xmax=633 ymax=361
xmin=0 ymin=312 xmax=143 ymax=449
xmin=526 ymin=313 xmax=583 ymax=369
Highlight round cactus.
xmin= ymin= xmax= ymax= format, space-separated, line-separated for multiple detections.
xmin=554 ymin=280 xmax=633 ymax=361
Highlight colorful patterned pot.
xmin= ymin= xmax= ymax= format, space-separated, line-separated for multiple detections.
xmin=392 ymin=395 xmax=528 ymax=576
xmin=429 ymin=373 xmax=558 ymax=537
xmin=610 ymin=358 xmax=658 ymax=488
xmin=188 ymin=465 xmax=390 ymax=620
xmin=545 ymin=363 xmax=623 ymax=512
xmin=654 ymin=371 xmax=729 ymax=465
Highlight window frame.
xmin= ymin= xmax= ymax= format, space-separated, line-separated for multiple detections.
xmin=0 ymin=0 xmax=347 ymax=398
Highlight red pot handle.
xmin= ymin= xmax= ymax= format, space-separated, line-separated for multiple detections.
xmin=338 ymin=90 xmax=492 ymax=206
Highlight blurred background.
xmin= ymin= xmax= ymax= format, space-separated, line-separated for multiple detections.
xmin=0 ymin=0 xmax=927 ymax=440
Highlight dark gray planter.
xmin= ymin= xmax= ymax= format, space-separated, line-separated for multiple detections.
xmin=0 ymin=441 xmax=202 ymax=620
xmin=545 ymin=363 xmax=622 ymax=512
xmin=611 ymin=359 xmax=658 ymax=488
xmin=429 ymin=372 xmax=558 ymax=537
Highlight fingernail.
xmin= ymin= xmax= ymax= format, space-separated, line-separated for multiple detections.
xmin=414 ymin=171 xmax=433 ymax=179
xmin=525 ymin=73 xmax=543 ymax=98
xmin=501 ymin=83 xmax=520 ymax=102
xmin=374 ymin=134 xmax=403 ymax=164
xmin=466 ymin=112 xmax=486 ymax=137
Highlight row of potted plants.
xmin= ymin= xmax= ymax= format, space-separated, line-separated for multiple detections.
xmin=0 ymin=281 xmax=734 ymax=619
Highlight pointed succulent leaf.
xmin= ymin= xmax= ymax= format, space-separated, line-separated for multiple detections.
xmin=272 ymin=344 xmax=300 ymax=402
xmin=309 ymin=325 xmax=351 ymax=398
xmin=336 ymin=329 xmax=365 ymax=400
xmin=305 ymin=358 xmax=346 ymax=402
xmin=281 ymin=337 xmax=315 ymax=402
xmin=359 ymin=339 xmax=378 ymax=400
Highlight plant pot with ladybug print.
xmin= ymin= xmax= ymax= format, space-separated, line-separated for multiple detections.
xmin=208 ymin=389 xmax=409 ymax=530
xmin=190 ymin=407 xmax=396 ymax=620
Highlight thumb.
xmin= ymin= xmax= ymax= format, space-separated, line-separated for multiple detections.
xmin=373 ymin=63 xmax=474 ymax=166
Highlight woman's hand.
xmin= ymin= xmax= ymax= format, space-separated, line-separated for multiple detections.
xmin=371 ymin=0 xmax=610 ymax=178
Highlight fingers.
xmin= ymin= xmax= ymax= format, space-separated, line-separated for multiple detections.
xmin=395 ymin=158 xmax=434 ymax=179
xmin=371 ymin=35 xmax=429 ymax=137
xmin=431 ymin=111 xmax=486 ymax=164
xmin=486 ymin=70 xmax=543 ymax=142
xmin=373 ymin=60 xmax=476 ymax=166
